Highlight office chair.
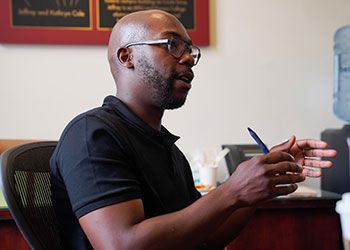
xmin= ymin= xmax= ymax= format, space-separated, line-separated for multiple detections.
xmin=0 ymin=139 xmax=38 ymax=154
xmin=0 ymin=141 xmax=62 ymax=250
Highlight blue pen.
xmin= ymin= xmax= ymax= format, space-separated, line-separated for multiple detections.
xmin=247 ymin=127 xmax=270 ymax=154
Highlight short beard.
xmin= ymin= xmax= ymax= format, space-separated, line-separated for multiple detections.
xmin=138 ymin=57 xmax=187 ymax=110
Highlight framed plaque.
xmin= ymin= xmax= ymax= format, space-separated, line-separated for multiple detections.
xmin=0 ymin=0 xmax=209 ymax=45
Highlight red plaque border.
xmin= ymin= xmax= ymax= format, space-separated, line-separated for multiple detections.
xmin=0 ymin=0 xmax=209 ymax=46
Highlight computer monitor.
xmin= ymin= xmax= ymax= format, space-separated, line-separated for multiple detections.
xmin=221 ymin=144 xmax=263 ymax=175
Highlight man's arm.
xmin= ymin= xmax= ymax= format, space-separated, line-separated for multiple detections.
xmin=79 ymin=152 xmax=304 ymax=250
xmin=204 ymin=206 xmax=256 ymax=249
xmin=204 ymin=137 xmax=338 ymax=249
xmin=80 ymin=187 xmax=238 ymax=250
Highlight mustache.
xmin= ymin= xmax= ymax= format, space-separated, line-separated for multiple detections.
xmin=174 ymin=68 xmax=194 ymax=83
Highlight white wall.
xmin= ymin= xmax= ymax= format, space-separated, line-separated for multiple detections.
xmin=1 ymin=0 xmax=349 ymax=188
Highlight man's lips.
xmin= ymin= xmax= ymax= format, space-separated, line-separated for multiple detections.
xmin=176 ymin=70 xmax=194 ymax=84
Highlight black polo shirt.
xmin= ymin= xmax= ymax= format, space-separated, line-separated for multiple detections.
xmin=50 ymin=95 xmax=201 ymax=249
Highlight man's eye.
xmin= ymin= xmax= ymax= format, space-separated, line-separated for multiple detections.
xmin=169 ymin=40 xmax=178 ymax=48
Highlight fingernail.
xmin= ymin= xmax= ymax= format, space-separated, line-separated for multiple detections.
xmin=298 ymin=164 xmax=303 ymax=172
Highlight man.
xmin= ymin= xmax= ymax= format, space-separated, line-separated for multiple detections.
xmin=50 ymin=9 xmax=336 ymax=249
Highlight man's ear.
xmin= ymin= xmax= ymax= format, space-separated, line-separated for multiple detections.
xmin=117 ymin=47 xmax=134 ymax=68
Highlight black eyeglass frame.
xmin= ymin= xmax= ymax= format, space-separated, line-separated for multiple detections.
xmin=125 ymin=37 xmax=201 ymax=65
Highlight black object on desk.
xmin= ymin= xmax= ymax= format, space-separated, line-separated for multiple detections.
xmin=321 ymin=125 xmax=350 ymax=194
xmin=221 ymin=144 xmax=262 ymax=175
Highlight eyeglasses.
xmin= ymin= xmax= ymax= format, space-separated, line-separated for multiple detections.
xmin=125 ymin=37 xmax=201 ymax=65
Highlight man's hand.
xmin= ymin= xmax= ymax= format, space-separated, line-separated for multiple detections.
xmin=270 ymin=136 xmax=337 ymax=177
xmin=226 ymin=151 xmax=305 ymax=207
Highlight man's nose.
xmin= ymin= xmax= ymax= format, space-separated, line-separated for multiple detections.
xmin=178 ymin=51 xmax=195 ymax=67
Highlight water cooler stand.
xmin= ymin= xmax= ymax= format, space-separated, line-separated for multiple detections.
xmin=321 ymin=124 xmax=350 ymax=194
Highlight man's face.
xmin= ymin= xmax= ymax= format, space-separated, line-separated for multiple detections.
xmin=137 ymin=52 xmax=190 ymax=110
xmin=133 ymin=16 xmax=195 ymax=110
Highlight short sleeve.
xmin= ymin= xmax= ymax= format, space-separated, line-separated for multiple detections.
xmin=54 ymin=115 xmax=142 ymax=218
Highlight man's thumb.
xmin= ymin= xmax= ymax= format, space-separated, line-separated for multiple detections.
xmin=271 ymin=136 xmax=296 ymax=152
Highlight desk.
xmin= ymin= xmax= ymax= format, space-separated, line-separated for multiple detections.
xmin=226 ymin=190 xmax=342 ymax=250
xmin=0 ymin=192 xmax=30 ymax=250
xmin=0 ymin=190 xmax=342 ymax=250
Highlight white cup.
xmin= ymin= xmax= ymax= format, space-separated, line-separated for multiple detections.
xmin=336 ymin=193 xmax=350 ymax=250
xmin=199 ymin=165 xmax=218 ymax=186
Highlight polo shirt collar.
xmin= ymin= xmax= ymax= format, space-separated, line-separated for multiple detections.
xmin=103 ymin=95 xmax=180 ymax=147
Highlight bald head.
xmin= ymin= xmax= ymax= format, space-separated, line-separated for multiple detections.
xmin=107 ymin=10 xmax=188 ymax=85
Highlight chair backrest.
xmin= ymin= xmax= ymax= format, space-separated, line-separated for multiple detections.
xmin=0 ymin=139 xmax=39 ymax=154
xmin=0 ymin=141 xmax=62 ymax=250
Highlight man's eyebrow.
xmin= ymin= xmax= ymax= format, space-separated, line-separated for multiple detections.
xmin=160 ymin=31 xmax=192 ymax=44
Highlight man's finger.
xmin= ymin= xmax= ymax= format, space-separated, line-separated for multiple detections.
xmin=264 ymin=151 xmax=295 ymax=164
xmin=271 ymin=184 xmax=298 ymax=197
xmin=296 ymin=139 xmax=329 ymax=149
xmin=304 ymin=158 xmax=333 ymax=168
xmin=302 ymin=168 xmax=322 ymax=178
xmin=268 ymin=161 xmax=303 ymax=175
xmin=270 ymin=173 xmax=305 ymax=186
xmin=303 ymin=149 xmax=337 ymax=157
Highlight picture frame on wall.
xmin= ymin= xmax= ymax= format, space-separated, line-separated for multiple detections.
xmin=0 ymin=0 xmax=209 ymax=45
